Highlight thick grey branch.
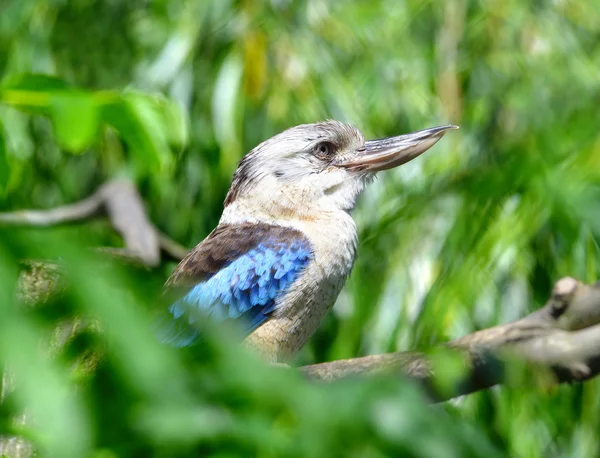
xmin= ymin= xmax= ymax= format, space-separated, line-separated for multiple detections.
xmin=301 ymin=277 xmax=600 ymax=401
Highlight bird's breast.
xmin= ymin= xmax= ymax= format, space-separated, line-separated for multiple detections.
xmin=243 ymin=211 xmax=358 ymax=362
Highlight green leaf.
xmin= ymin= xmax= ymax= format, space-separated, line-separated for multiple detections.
xmin=212 ymin=52 xmax=243 ymax=168
xmin=0 ymin=120 xmax=8 ymax=193
xmin=101 ymin=93 xmax=172 ymax=175
xmin=0 ymin=73 xmax=73 ymax=91
xmin=50 ymin=92 xmax=99 ymax=153
xmin=160 ymin=97 xmax=189 ymax=148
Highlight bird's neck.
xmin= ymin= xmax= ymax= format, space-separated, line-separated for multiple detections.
xmin=220 ymin=195 xmax=358 ymax=264
xmin=221 ymin=173 xmax=367 ymax=222
xmin=220 ymin=195 xmax=352 ymax=233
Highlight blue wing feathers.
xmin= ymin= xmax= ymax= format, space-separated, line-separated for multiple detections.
xmin=161 ymin=232 xmax=312 ymax=347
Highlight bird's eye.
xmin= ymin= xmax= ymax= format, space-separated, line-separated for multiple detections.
xmin=314 ymin=142 xmax=334 ymax=158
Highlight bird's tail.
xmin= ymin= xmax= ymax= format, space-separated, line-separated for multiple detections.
xmin=153 ymin=306 xmax=200 ymax=348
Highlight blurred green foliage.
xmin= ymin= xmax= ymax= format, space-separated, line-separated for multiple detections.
xmin=1 ymin=0 xmax=600 ymax=456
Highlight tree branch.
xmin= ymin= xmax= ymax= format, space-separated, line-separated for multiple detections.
xmin=301 ymin=277 xmax=600 ymax=401
xmin=0 ymin=179 xmax=187 ymax=266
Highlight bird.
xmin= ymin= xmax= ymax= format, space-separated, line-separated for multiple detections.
xmin=157 ymin=120 xmax=457 ymax=363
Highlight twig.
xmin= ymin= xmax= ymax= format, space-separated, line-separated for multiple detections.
xmin=0 ymin=192 xmax=103 ymax=225
xmin=157 ymin=231 xmax=189 ymax=261
xmin=0 ymin=179 xmax=187 ymax=266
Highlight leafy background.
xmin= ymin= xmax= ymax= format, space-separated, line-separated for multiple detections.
xmin=1 ymin=0 xmax=600 ymax=456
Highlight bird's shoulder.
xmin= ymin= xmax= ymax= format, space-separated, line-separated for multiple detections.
xmin=165 ymin=222 xmax=313 ymax=289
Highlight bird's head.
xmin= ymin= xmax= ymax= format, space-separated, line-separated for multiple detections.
xmin=222 ymin=121 xmax=457 ymax=220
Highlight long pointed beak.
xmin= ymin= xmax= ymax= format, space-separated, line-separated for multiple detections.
xmin=336 ymin=125 xmax=458 ymax=172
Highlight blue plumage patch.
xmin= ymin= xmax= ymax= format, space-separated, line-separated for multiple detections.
xmin=160 ymin=231 xmax=312 ymax=347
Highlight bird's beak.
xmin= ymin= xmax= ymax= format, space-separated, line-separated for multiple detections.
xmin=336 ymin=125 xmax=458 ymax=172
